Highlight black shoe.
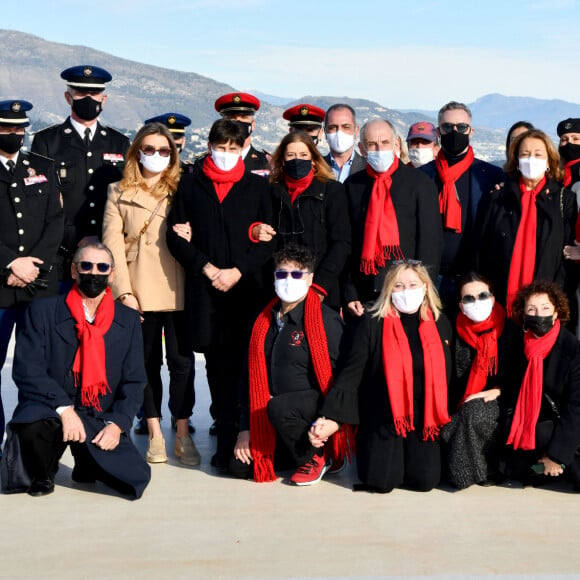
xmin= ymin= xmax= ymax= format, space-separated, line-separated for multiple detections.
xmin=28 ymin=479 xmax=55 ymax=497
xmin=171 ymin=416 xmax=195 ymax=434
xmin=133 ymin=418 xmax=148 ymax=435
xmin=210 ymin=452 xmax=230 ymax=474
xmin=72 ymin=466 xmax=97 ymax=484
xmin=209 ymin=421 xmax=218 ymax=437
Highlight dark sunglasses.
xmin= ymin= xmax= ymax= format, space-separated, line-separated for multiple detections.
xmin=274 ymin=270 xmax=309 ymax=280
xmin=391 ymin=259 xmax=423 ymax=266
xmin=76 ymin=261 xmax=112 ymax=274
xmin=460 ymin=291 xmax=493 ymax=305
xmin=441 ymin=123 xmax=471 ymax=134
xmin=141 ymin=145 xmax=172 ymax=157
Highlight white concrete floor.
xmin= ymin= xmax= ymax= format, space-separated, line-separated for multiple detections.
xmin=2 ymin=336 xmax=580 ymax=579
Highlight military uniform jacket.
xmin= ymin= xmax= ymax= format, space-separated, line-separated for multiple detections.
xmin=244 ymin=145 xmax=271 ymax=177
xmin=0 ymin=151 xmax=64 ymax=307
xmin=31 ymin=118 xmax=130 ymax=252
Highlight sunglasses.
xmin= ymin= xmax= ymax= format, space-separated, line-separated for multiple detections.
xmin=274 ymin=270 xmax=310 ymax=280
xmin=440 ymin=123 xmax=471 ymax=134
xmin=76 ymin=261 xmax=112 ymax=274
xmin=391 ymin=259 xmax=422 ymax=266
xmin=460 ymin=291 xmax=493 ymax=305
xmin=141 ymin=145 xmax=172 ymax=157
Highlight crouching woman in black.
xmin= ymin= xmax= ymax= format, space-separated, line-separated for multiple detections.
xmin=504 ymin=280 xmax=580 ymax=488
xmin=310 ymin=261 xmax=452 ymax=492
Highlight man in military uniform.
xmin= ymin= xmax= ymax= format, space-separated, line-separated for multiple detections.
xmin=283 ymin=103 xmax=326 ymax=145
xmin=0 ymin=100 xmax=64 ymax=442
xmin=145 ymin=112 xmax=194 ymax=175
xmin=31 ymin=65 xmax=130 ymax=286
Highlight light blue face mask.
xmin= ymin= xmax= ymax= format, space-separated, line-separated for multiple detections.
xmin=366 ymin=149 xmax=395 ymax=173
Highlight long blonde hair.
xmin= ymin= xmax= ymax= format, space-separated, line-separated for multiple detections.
xmin=119 ymin=122 xmax=181 ymax=198
xmin=368 ymin=262 xmax=442 ymax=320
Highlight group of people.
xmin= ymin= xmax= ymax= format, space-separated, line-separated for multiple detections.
xmin=1 ymin=62 xmax=580 ymax=501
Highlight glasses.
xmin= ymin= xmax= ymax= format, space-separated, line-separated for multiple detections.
xmin=141 ymin=145 xmax=172 ymax=157
xmin=460 ymin=291 xmax=493 ymax=304
xmin=274 ymin=270 xmax=310 ymax=280
xmin=76 ymin=261 xmax=112 ymax=274
xmin=391 ymin=259 xmax=423 ymax=266
xmin=440 ymin=123 xmax=471 ymax=134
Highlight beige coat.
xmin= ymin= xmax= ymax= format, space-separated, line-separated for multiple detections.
xmin=103 ymin=182 xmax=185 ymax=311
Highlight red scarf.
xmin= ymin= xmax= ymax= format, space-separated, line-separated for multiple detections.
xmin=507 ymin=319 xmax=560 ymax=450
xmin=563 ymin=158 xmax=580 ymax=188
xmin=456 ymin=303 xmax=506 ymax=405
xmin=65 ymin=285 xmax=115 ymax=411
xmin=360 ymin=156 xmax=403 ymax=275
xmin=506 ymin=176 xmax=546 ymax=317
xmin=285 ymin=170 xmax=314 ymax=205
xmin=247 ymin=289 xmax=354 ymax=482
xmin=202 ymin=154 xmax=245 ymax=203
xmin=382 ymin=309 xmax=450 ymax=441
xmin=435 ymin=146 xmax=475 ymax=233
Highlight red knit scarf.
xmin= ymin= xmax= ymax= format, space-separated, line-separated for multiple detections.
xmin=435 ymin=146 xmax=475 ymax=233
xmin=456 ymin=303 xmax=506 ymax=405
xmin=285 ymin=169 xmax=314 ymax=205
xmin=360 ymin=156 xmax=403 ymax=275
xmin=202 ymin=154 xmax=245 ymax=203
xmin=247 ymin=288 xmax=354 ymax=482
xmin=507 ymin=319 xmax=560 ymax=450
xmin=506 ymin=176 xmax=547 ymax=317
xmin=382 ymin=309 xmax=450 ymax=441
xmin=563 ymin=158 xmax=580 ymax=188
xmin=65 ymin=285 xmax=115 ymax=411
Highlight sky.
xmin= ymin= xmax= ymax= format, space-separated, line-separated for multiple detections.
xmin=3 ymin=0 xmax=579 ymax=110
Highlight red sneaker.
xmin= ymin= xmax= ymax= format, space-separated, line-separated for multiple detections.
xmin=290 ymin=453 xmax=331 ymax=486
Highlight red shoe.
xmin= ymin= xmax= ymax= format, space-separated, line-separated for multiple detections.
xmin=290 ymin=453 xmax=331 ymax=486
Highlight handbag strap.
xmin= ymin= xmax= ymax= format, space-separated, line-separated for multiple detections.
xmin=129 ymin=194 xmax=168 ymax=244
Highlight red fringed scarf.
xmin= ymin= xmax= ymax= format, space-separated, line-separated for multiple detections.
xmin=563 ymin=158 xmax=580 ymax=188
xmin=435 ymin=146 xmax=474 ymax=233
xmin=382 ymin=309 xmax=450 ymax=441
xmin=456 ymin=302 xmax=506 ymax=405
xmin=360 ymin=156 xmax=403 ymax=275
xmin=506 ymin=176 xmax=546 ymax=317
xmin=507 ymin=319 xmax=560 ymax=450
xmin=285 ymin=170 xmax=314 ymax=205
xmin=65 ymin=285 xmax=115 ymax=411
xmin=247 ymin=288 xmax=354 ymax=482
xmin=202 ymin=154 xmax=245 ymax=203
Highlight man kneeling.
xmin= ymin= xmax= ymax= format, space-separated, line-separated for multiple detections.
xmin=6 ymin=241 xmax=150 ymax=499
xmin=233 ymin=245 xmax=353 ymax=484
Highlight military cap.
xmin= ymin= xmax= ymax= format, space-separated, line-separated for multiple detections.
xmin=406 ymin=122 xmax=437 ymax=143
xmin=215 ymin=93 xmax=260 ymax=115
xmin=60 ymin=65 xmax=112 ymax=90
xmin=283 ymin=104 xmax=326 ymax=128
xmin=145 ymin=113 xmax=192 ymax=135
xmin=0 ymin=100 xmax=32 ymax=127
xmin=557 ymin=118 xmax=580 ymax=137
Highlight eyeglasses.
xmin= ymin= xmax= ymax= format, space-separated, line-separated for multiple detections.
xmin=274 ymin=270 xmax=310 ymax=280
xmin=460 ymin=291 xmax=493 ymax=304
xmin=141 ymin=145 xmax=172 ymax=157
xmin=391 ymin=259 xmax=423 ymax=266
xmin=76 ymin=261 xmax=112 ymax=274
xmin=440 ymin=123 xmax=471 ymax=134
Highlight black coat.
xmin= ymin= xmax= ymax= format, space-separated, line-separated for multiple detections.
xmin=270 ymin=179 xmax=351 ymax=309
xmin=166 ymin=170 xmax=273 ymax=351
xmin=344 ymin=162 xmax=443 ymax=304
xmin=0 ymin=151 xmax=63 ymax=307
xmin=31 ymin=118 xmax=130 ymax=254
xmin=475 ymin=177 xmax=576 ymax=306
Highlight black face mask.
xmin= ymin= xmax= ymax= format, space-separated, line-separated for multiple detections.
xmin=285 ymin=158 xmax=312 ymax=180
xmin=559 ymin=142 xmax=580 ymax=163
xmin=235 ymin=121 xmax=253 ymax=137
xmin=440 ymin=131 xmax=470 ymax=156
xmin=77 ymin=273 xmax=109 ymax=298
xmin=71 ymin=96 xmax=102 ymax=121
xmin=0 ymin=133 xmax=24 ymax=155
xmin=523 ymin=314 xmax=555 ymax=337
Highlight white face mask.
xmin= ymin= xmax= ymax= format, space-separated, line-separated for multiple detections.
xmin=366 ymin=149 xmax=395 ymax=173
xmin=326 ymin=130 xmax=355 ymax=154
xmin=211 ymin=148 xmax=240 ymax=171
xmin=391 ymin=287 xmax=426 ymax=314
xmin=462 ymin=298 xmax=493 ymax=323
xmin=139 ymin=151 xmax=171 ymax=174
xmin=518 ymin=157 xmax=547 ymax=180
xmin=408 ymin=147 xmax=434 ymax=167
xmin=274 ymin=278 xmax=309 ymax=304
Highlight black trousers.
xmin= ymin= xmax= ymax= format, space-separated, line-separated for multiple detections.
xmin=141 ymin=311 xmax=194 ymax=420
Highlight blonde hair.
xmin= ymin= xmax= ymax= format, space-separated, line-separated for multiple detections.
xmin=368 ymin=262 xmax=442 ymax=320
xmin=119 ymin=122 xmax=181 ymax=199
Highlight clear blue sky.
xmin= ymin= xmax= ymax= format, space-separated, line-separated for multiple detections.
xmin=4 ymin=0 xmax=579 ymax=109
